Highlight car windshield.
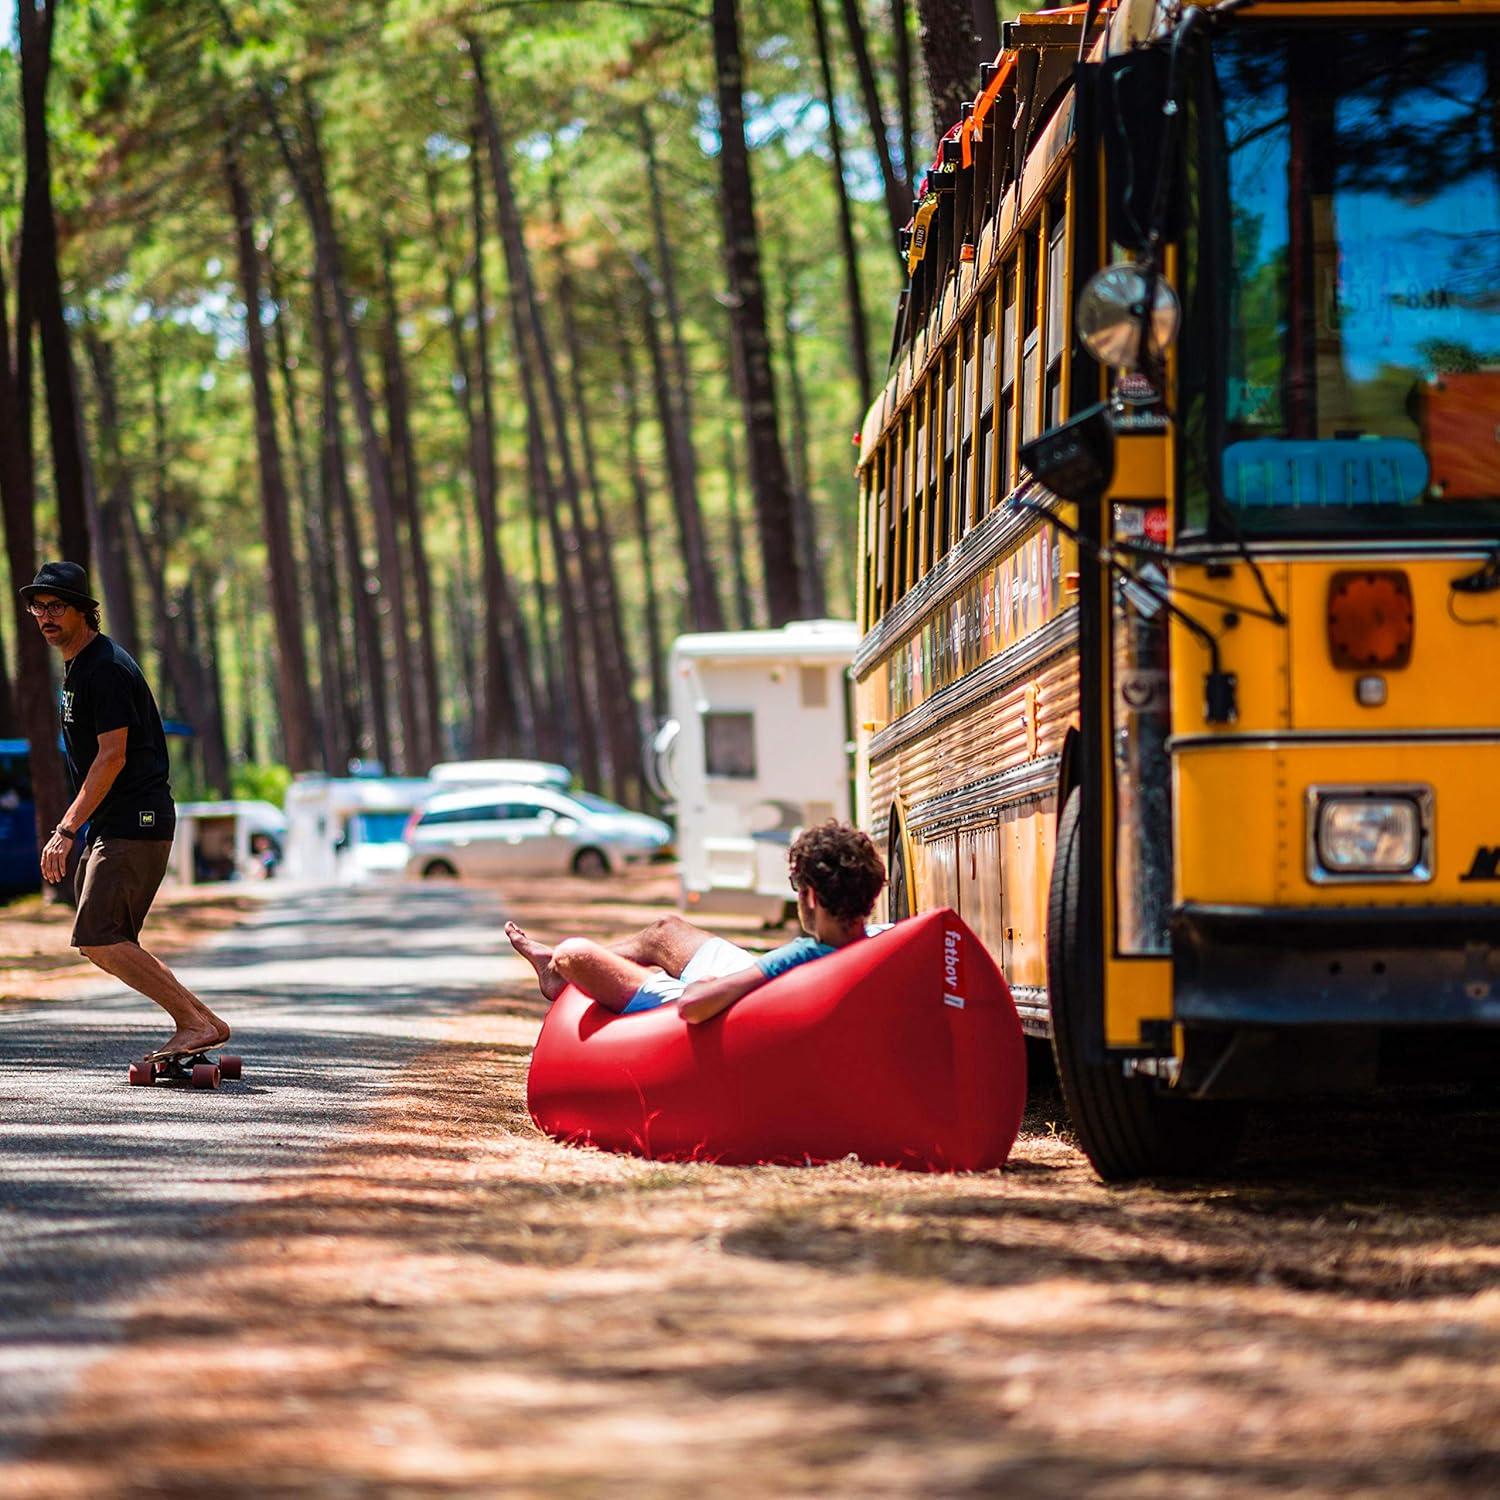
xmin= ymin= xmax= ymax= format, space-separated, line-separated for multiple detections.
xmin=354 ymin=811 xmax=412 ymax=844
xmin=1192 ymin=24 xmax=1500 ymax=535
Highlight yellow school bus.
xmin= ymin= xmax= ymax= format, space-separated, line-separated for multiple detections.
xmin=854 ymin=0 xmax=1500 ymax=1178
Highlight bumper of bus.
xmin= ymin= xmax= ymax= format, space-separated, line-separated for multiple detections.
xmin=1173 ymin=903 xmax=1500 ymax=1027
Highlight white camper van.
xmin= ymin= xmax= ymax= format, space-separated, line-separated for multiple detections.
xmin=167 ymin=800 xmax=288 ymax=887
xmin=653 ymin=620 xmax=858 ymax=923
xmin=281 ymin=775 xmax=435 ymax=884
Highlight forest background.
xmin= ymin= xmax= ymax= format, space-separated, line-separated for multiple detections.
xmin=0 ymin=0 xmax=1032 ymax=829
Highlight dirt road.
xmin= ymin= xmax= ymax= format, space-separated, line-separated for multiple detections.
xmin=1 ymin=873 xmax=1497 ymax=1497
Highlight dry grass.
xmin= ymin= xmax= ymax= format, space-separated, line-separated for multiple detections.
xmin=5 ymin=873 xmax=1499 ymax=1497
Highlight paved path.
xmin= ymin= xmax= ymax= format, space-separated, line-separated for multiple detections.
xmin=0 ymin=882 xmax=514 ymax=1458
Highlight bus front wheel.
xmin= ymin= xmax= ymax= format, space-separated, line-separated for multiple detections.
xmin=1047 ymin=789 xmax=1244 ymax=1182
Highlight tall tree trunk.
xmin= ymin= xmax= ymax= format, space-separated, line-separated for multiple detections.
xmin=16 ymin=0 xmax=89 ymax=572
xmin=809 ymin=0 xmax=876 ymax=413
xmin=638 ymin=109 xmax=724 ymax=633
xmin=550 ymin=179 xmax=643 ymax=803
xmin=779 ymin=269 xmax=827 ymax=619
xmin=722 ymin=423 xmax=756 ymax=630
xmin=117 ymin=497 xmax=227 ymax=791
xmin=0 ymin=615 xmax=15 ymax=737
xmin=223 ymin=123 xmax=317 ymax=773
xmin=472 ymin=37 xmax=613 ymax=786
xmin=638 ymin=294 xmax=713 ymax=636
xmin=614 ymin=323 xmax=668 ymax=729
xmin=0 ymin=245 xmax=70 ymax=880
xmin=194 ymin=573 xmax=232 ymax=794
xmin=515 ymin=323 xmax=599 ymax=790
xmin=80 ymin=332 xmax=143 ymax=656
xmin=379 ymin=230 xmax=442 ymax=773
xmin=432 ymin=141 xmax=533 ymax=754
xmin=893 ymin=0 xmax=917 ymax=197
xmin=712 ymin=0 xmax=807 ymax=627
xmin=837 ymin=0 xmax=915 ymax=245
xmin=915 ymin=0 xmax=981 ymax=134
xmin=266 ymin=242 xmax=348 ymax=774
xmin=295 ymin=90 xmax=421 ymax=772
xmin=312 ymin=272 xmax=392 ymax=771
xmin=971 ymin=0 xmax=1000 ymax=65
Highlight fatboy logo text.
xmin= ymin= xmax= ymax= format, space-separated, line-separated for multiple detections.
xmin=60 ymin=689 xmax=74 ymax=725
xmin=943 ymin=926 xmax=965 ymax=1009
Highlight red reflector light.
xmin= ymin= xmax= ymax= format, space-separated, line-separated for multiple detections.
xmin=1327 ymin=570 xmax=1414 ymax=669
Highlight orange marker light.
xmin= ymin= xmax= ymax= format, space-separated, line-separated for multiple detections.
xmin=1327 ymin=570 xmax=1414 ymax=669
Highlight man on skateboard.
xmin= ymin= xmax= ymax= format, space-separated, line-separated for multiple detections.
xmin=24 ymin=561 xmax=231 ymax=1061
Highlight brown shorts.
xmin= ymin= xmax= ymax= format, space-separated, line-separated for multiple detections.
xmin=72 ymin=837 xmax=174 ymax=948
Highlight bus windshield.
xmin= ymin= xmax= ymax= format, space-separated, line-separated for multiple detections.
xmin=1207 ymin=24 xmax=1500 ymax=535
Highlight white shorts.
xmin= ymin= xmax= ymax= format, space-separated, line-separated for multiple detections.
xmin=624 ymin=935 xmax=757 ymax=1013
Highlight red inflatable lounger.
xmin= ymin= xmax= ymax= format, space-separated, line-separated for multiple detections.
xmin=527 ymin=907 xmax=1026 ymax=1171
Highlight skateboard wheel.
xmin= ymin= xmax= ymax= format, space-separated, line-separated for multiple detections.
xmin=128 ymin=1062 xmax=155 ymax=1086
xmin=191 ymin=1063 xmax=221 ymax=1089
xmin=218 ymin=1055 xmax=242 ymax=1081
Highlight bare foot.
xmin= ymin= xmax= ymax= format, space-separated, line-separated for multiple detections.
xmin=506 ymin=921 xmax=566 ymax=1001
xmin=195 ymin=1009 xmax=231 ymax=1047
xmin=146 ymin=1021 xmax=230 ymax=1061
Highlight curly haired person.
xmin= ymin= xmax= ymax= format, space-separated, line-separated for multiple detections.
xmin=507 ymin=821 xmax=888 ymax=1024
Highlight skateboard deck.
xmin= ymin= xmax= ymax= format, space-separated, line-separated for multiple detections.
xmin=129 ymin=1049 xmax=243 ymax=1088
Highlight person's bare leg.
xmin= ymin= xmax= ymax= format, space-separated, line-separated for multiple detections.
xmin=78 ymin=941 xmax=230 ymax=1055
xmin=504 ymin=922 xmax=569 ymax=1001
xmin=607 ymin=914 xmax=716 ymax=974
xmin=549 ymin=938 xmax=660 ymax=1013
xmin=506 ymin=914 xmax=714 ymax=1002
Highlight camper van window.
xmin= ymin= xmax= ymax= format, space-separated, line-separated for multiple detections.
xmin=354 ymin=811 xmax=411 ymax=844
xmin=704 ymin=712 xmax=756 ymax=779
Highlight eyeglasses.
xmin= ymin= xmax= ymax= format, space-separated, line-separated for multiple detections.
xmin=27 ymin=600 xmax=73 ymax=619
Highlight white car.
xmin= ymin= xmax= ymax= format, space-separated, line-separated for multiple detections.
xmin=404 ymin=785 xmax=672 ymax=880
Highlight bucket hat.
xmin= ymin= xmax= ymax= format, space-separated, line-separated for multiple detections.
xmin=19 ymin=561 xmax=99 ymax=609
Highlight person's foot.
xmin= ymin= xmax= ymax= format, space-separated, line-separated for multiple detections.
xmin=145 ymin=1020 xmax=230 ymax=1061
xmin=506 ymin=921 xmax=566 ymax=1001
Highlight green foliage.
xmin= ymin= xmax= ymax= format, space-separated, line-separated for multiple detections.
xmin=6 ymin=0 xmax=1038 ymax=767
xmin=231 ymin=762 xmax=293 ymax=807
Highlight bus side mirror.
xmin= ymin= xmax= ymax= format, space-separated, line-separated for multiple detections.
xmin=1019 ymin=402 xmax=1116 ymax=504
xmin=1098 ymin=46 xmax=1178 ymax=253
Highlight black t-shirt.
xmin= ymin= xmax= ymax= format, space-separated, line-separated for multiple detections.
xmin=61 ymin=634 xmax=176 ymax=841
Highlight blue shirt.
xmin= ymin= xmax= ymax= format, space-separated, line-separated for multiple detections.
xmin=754 ymin=925 xmax=893 ymax=982
xmin=754 ymin=936 xmax=837 ymax=980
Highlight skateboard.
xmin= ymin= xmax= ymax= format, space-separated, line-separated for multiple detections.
xmin=128 ymin=1048 xmax=243 ymax=1089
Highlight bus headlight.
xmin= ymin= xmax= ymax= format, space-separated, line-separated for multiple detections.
xmin=1309 ymin=790 xmax=1431 ymax=881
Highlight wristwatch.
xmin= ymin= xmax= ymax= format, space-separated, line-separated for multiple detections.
xmin=55 ymin=824 xmax=76 ymax=841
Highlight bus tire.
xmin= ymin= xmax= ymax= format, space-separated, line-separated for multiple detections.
xmin=1047 ymin=788 xmax=1244 ymax=1182
xmin=886 ymin=809 xmax=914 ymax=922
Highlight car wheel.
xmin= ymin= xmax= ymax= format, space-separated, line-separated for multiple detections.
xmin=572 ymin=848 xmax=609 ymax=878
xmin=422 ymin=859 xmax=459 ymax=880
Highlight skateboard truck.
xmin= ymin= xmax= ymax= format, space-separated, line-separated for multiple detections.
xmin=128 ymin=1050 xmax=243 ymax=1088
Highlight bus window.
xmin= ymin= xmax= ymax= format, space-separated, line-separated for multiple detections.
xmin=961 ymin=318 xmax=977 ymax=530
xmin=876 ymin=448 xmax=891 ymax=615
xmin=914 ymin=384 xmax=930 ymax=578
xmin=943 ymin=347 xmax=958 ymax=551
xmin=1045 ymin=191 xmax=1068 ymax=428
xmin=980 ymin=291 xmax=997 ymax=514
xmin=1022 ymin=224 xmax=1042 ymax=444
xmin=894 ymin=417 xmax=909 ymax=599
xmin=1189 ymin=23 xmax=1500 ymax=534
xmin=1000 ymin=261 xmax=1018 ymax=493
